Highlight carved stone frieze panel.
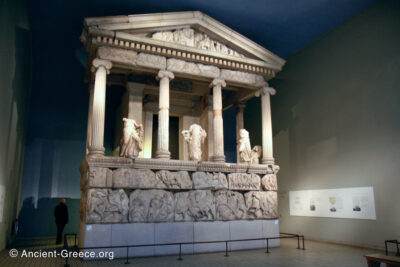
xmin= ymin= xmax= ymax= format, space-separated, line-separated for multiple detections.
xmin=136 ymin=52 xmax=166 ymax=69
xmin=192 ymin=172 xmax=228 ymax=190
xmin=175 ymin=190 xmax=215 ymax=221
xmin=220 ymin=69 xmax=265 ymax=87
xmin=82 ymin=167 xmax=112 ymax=189
xmin=112 ymin=168 xmax=165 ymax=189
xmin=152 ymin=28 xmax=245 ymax=58
xmin=261 ymin=174 xmax=277 ymax=191
xmin=228 ymin=173 xmax=261 ymax=191
xmin=244 ymin=191 xmax=278 ymax=219
xmin=98 ymin=46 xmax=138 ymax=65
xmin=98 ymin=47 xmax=166 ymax=69
xmin=86 ymin=189 xmax=129 ymax=223
xmin=214 ymin=190 xmax=246 ymax=220
xmin=167 ymin=58 xmax=220 ymax=78
xmin=129 ymin=189 xmax=175 ymax=222
xmin=155 ymin=170 xmax=192 ymax=190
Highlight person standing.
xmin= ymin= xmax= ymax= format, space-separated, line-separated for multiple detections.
xmin=54 ymin=198 xmax=68 ymax=244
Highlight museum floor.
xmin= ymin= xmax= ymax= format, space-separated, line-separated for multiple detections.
xmin=0 ymin=237 xmax=380 ymax=266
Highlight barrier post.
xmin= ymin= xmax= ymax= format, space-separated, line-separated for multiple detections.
xmin=178 ymin=244 xmax=183 ymax=261
xmin=125 ymin=247 xmax=130 ymax=264
xmin=297 ymin=235 xmax=300 ymax=249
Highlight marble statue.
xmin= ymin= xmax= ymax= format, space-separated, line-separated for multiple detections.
xmin=238 ymin=129 xmax=262 ymax=164
xmin=120 ymin=118 xmax=143 ymax=159
xmin=182 ymin=124 xmax=207 ymax=161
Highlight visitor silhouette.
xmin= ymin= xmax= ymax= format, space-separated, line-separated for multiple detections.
xmin=54 ymin=198 xmax=68 ymax=245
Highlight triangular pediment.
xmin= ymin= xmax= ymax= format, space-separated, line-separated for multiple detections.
xmin=151 ymin=28 xmax=246 ymax=59
xmin=84 ymin=11 xmax=285 ymax=71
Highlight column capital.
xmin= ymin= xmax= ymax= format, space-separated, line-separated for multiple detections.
xmin=91 ymin=58 xmax=112 ymax=74
xmin=255 ymin=86 xmax=276 ymax=97
xmin=157 ymin=70 xmax=174 ymax=80
xmin=261 ymin=86 xmax=276 ymax=96
xmin=126 ymin=82 xmax=145 ymax=94
xmin=210 ymin=78 xmax=226 ymax=88
xmin=235 ymin=102 xmax=246 ymax=111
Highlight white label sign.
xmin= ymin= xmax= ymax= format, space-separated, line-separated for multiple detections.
xmin=289 ymin=187 xmax=376 ymax=220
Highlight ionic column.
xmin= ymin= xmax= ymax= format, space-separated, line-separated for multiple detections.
xmin=155 ymin=70 xmax=174 ymax=159
xmin=88 ymin=58 xmax=112 ymax=157
xmin=199 ymin=95 xmax=214 ymax=161
xmin=123 ymin=82 xmax=145 ymax=157
xmin=210 ymin=78 xmax=226 ymax=162
xmin=85 ymin=84 xmax=94 ymax=154
xmin=235 ymin=102 xmax=246 ymax=162
xmin=124 ymin=82 xmax=145 ymax=124
xmin=260 ymin=86 xmax=276 ymax=164
xmin=143 ymin=108 xmax=154 ymax=158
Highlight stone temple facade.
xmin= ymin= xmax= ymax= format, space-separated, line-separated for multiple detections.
xmin=78 ymin=11 xmax=285 ymax=257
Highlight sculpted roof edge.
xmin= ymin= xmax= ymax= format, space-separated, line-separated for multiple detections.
xmin=83 ymin=11 xmax=286 ymax=70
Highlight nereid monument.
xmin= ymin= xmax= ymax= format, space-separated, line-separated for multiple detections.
xmin=78 ymin=11 xmax=285 ymax=257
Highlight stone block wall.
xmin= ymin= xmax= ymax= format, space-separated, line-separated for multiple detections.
xmin=80 ymin=167 xmax=279 ymax=224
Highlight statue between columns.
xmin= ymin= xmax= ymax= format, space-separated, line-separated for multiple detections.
xmin=120 ymin=118 xmax=144 ymax=159
xmin=238 ymin=129 xmax=261 ymax=164
xmin=182 ymin=124 xmax=207 ymax=161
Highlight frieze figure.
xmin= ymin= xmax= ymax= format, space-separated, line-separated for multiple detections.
xmin=88 ymin=189 xmax=107 ymax=221
xmin=120 ymin=118 xmax=143 ymax=159
xmin=87 ymin=189 xmax=129 ymax=223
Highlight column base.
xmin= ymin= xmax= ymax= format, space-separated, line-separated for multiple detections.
xmin=155 ymin=150 xmax=171 ymax=159
xmin=212 ymin=155 xmax=226 ymax=163
xmin=88 ymin=146 xmax=105 ymax=157
xmin=261 ymin=157 xmax=275 ymax=164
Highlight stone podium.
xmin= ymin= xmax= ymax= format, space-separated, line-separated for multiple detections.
xmin=78 ymin=11 xmax=285 ymax=257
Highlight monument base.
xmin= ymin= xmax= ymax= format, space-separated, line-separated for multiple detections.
xmin=78 ymin=219 xmax=280 ymax=258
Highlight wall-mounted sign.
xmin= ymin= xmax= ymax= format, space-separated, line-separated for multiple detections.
xmin=289 ymin=187 xmax=376 ymax=220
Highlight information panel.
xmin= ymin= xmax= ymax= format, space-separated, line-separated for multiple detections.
xmin=289 ymin=187 xmax=376 ymax=220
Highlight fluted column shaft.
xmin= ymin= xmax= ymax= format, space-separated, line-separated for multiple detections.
xmin=85 ymin=84 xmax=94 ymax=154
xmin=236 ymin=103 xmax=246 ymax=162
xmin=156 ymin=70 xmax=174 ymax=159
xmin=210 ymin=78 xmax=226 ymax=162
xmin=261 ymin=87 xmax=276 ymax=164
xmin=89 ymin=58 xmax=112 ymax=157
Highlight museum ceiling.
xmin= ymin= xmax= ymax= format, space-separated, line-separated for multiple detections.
xmin=29 ymin=0 xmax=376 ymax=59
xmin=25 ymin=0 xmax=376 ymax=126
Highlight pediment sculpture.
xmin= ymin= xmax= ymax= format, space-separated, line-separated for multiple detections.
xmin=182 ymin=124 xmax=207 ymax=161
xmin=238 ymin=129 xmax=261 ymax=164
xmin=120 ymin=118 xmax=143 ymax=159
xmin=152 ymin=28 xmax=245 ymax=58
